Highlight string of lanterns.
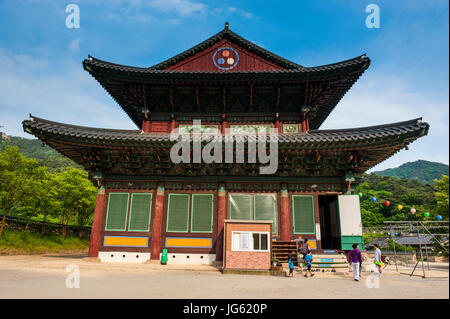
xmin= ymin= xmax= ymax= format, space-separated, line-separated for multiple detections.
xmin=357 ymin=192 xmax=442 ymax=221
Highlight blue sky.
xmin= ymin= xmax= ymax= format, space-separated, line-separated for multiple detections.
xmin=0 ymin=0 xmax=448 ymax=171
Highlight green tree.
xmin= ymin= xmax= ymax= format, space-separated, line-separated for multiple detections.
xmin=0 ymin=147 xmax=41 ymax=238
xmin=33 ymin=171 xmax=61 ymax=236
xmin=54 ymin=168 xmax=96 ymax=240
xmin=15 ymin=165 xmax=47 ymax=234
xmin=434 ymin=175 xmax=449 ymax=218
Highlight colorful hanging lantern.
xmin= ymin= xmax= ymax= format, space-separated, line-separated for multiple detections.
xmin=384 ymin=201 xmax=390 ymax=207
xmin=371 ymin=196 xmax=377 ymax=203
xmin=437 ymin=215 xmax=442 ymax=221
xmin=397 ymin=204 xmax=403 ymax=210
xmin=410 ymin=208 xmax=416 ymax=214
xmin=424 ymin=212 xmax=430 ymax=217
xmin=409 ymin=233 xmax=413 ymax=236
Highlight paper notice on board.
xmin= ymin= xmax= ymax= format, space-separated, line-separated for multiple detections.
xmin=316 ymin=223 xmax=321 ymax=240
xmin=241 ymin=233 xmax=249 ymax=250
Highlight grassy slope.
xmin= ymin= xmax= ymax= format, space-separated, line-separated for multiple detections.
xmin=0 ymin=229 xmax=90 ymax=255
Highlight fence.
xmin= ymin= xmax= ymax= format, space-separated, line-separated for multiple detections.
xmin=3 ymin=215 xmax=91 ymax=238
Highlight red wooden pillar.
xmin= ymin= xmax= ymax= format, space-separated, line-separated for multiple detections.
xmin=301 ymin=114 xmax=308 ymax=133
xmin=215 ymin=185 xmax=227 ymax=261
xmin=88 ymin=186 xmax=105 ymax=257
xmin=275 ymin=118 xmax=280 ymax=133
xmin=221 ymin=113 xmax=227 ymax=134
xmin=280 ymin=187 xmax=291 ymax=241
xmin=142 ymin=120 xmax=150 ymax=133
xmin=150 ymin=185 xmax=165 ymax=260
xmin=170 ymin=114 xmax=176 ymax=133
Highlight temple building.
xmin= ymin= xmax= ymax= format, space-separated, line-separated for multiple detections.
xmin=23 ymin=23 xmax=429 ymax=264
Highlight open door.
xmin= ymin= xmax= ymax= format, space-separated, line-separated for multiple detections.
xmin=338 ymin=195 xmax=364 ymax=250
xmin=318 ymin=195 xmax=341 ymax=250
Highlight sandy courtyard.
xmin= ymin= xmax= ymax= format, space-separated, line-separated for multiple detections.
xmin=0 ymin=254 xmax=448 ymax=299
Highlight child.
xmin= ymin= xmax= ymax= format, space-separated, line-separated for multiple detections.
xmin=288 ymin=253 xmax=294 ymax=277
xmin=304 ymin=250 xmax=314 ymax=278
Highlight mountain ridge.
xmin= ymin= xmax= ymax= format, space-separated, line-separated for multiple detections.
xmin=375 ymin=160 xmax=449 ymax=184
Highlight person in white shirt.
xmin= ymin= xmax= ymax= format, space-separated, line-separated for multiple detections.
xmin=373 ymin=244 xmax=383 ymax=277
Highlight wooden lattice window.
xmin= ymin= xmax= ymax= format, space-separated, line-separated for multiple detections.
xmin=292 ymin=195 xmax=315 ymax=234
xmin=166 ymin=194 xmax=190 ymax=233
xmin=254 ymin=194 xmax=277 ymax=234
xmin=128 ymin=193 xmax=152 ymax=232
xmin=191 ymin=194 xmax=214 ymax=233
xmin=229 ymin=194 xmax=252 ymax=220
xmin=105 ymin=193 xmax=129 ymax=231
xmin=229 ymin=193 xmax=277 ymax=234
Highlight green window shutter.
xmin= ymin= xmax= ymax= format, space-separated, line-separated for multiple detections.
xmin=254 ymin=194 xmax=277 ymax=233
xmin=191 ymin=194 xmax=214 ymax=233
xmin=105 ymin=193 xmax=129 ymax=231
xmin=166 ymin=194 xmax=190 ymax=232
xmin=292 ymin=195 xmax=315 ymax=234
xmin=229 ymin=194 xmax=252 ymax=220
xmin=128 ymin=193 xmax=152 ymax=232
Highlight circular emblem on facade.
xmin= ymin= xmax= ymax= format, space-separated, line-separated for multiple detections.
xmin=213 ymin=47 xmax=239 ymax=70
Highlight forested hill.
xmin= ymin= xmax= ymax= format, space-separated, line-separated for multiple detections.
xmin=375 ymin=160 xmax=449 ymax=184
xmin=0 ymin=136 xmax=82 ymax=172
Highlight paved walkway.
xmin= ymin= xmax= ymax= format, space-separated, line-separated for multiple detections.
xmin=0 ymin=254 xmax=448 ymax=299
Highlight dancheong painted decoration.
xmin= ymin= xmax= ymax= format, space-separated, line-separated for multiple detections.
xmin=23 ymin=22 xmax=429 ymax=265
xmin=213 ymin=47 xmax=239 ymax=70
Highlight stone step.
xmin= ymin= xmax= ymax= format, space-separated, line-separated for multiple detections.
xmin=311 ymin=254 xmax=347 ymax=259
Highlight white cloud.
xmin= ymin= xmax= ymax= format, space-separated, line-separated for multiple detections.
xmin=68 ymin=38 xmax=80 ymax=52
xmin=0 ymin=47 xmax=136 ymax=138
xmin=212 ymin=5 xmax=256 ymax=20
xmin=149 ymin=0 xmax=206 ymax=17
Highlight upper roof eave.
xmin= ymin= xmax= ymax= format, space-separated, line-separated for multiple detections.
xmin=83 ymin=53 xmax=370 ymax=78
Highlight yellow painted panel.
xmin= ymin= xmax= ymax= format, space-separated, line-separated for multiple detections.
xmin=308 ymin=240 xmax=316 ymax=249
xmin=104 ymin=236 xmax=148 ymax=247
xmin=166 ymin=237 xmax=212 ymax=248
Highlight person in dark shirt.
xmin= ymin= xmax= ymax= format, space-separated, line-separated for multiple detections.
xmin=348 ymin=243 xmax=362 ymax=281
xmin=299 ymin=239 xmax=310 ymax=260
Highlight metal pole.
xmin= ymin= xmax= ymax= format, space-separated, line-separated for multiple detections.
xmin=420 ymin=222 xmax=431 ymax=270
xmin=390 ymin=227 xmax=398 ymax=273
xmin=417 ymin=223 xmax=426 ymax=278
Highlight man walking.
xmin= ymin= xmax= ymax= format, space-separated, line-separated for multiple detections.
xmin=348 ymin=243 xmax=362 ymax=281
xmin=373 ymin=244 xmax=383 ymax=278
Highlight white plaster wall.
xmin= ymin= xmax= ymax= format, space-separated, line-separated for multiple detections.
xmin=162 ymin=253 xmax=216 ymax=265
xmin=99 ymin=251 xmax=151 ymax=263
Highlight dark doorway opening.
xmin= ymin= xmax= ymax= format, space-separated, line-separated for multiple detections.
xmin=319 ymin=195 xmax=341 ymax=250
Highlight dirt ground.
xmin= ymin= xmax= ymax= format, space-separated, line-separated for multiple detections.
xmin=0 ymin=254 xmax=448 ymax=299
